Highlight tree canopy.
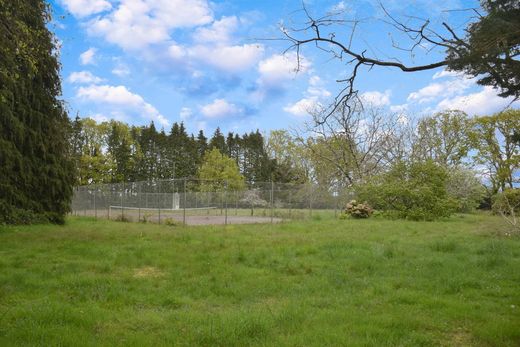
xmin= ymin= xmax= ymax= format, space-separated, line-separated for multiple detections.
xmin=0 ymin=0 xmax=74 ymax=224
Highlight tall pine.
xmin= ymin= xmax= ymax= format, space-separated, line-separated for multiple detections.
xmin=0 ymin=0 xmax=74 ymax=224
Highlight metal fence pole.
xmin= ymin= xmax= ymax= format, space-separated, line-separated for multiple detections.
xmin=94 ymin=188 xmax=97 ymax=220
xmin=121 ymin=182 xmax=124 ymax=221
xmin=309 ymin=183 xmax=313 ymax=218
xmin=183 ymin=178 xmax=187 ymax=225
xmin=224 ymin=180 xmax=228 ymax=226
xmin=270 ymin=181 xmax=274 ymax=224
xmin=158 ymin=183 xmax=161 ymax=224
xmin=138 ymin=183 xmax=141 ymax=222
xmin=235 ymin=190 xmax=238 ymax=215
xmin=108 ymin=189 xmax=111 ymax=220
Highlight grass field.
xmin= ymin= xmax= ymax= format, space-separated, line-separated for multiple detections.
xmin=0 ymin=214 xmax=519 ymax=346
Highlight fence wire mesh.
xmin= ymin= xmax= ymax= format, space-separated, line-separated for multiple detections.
xmin=71 ymin=179 xmax=354 ymax=225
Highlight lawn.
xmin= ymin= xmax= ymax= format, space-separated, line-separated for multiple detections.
xmin=0 ymin=214 xmax=519 ymax=346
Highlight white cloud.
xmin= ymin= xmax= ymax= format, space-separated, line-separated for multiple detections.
xmin=77 ymin=84 xmax=169 ymax=126
xmin=200 ymin=99 xmax=242 ymax=119
xmin=191 ymin=44 xmax=264 ymax=72
xmin=360 ymin=90 xmax=391 ymax=107
xmin=436 ymin=86 xmax=516 ymax=115
xmin=257 ymin=52 xmax=311 ymax=87
xmin=180 ymin=107 xmax=192 ymax=120
xmin=193 ymin=16 xmax=239 ymax=44
xmin=407 ymin=78 xmax=472 ymax=104
xmin=68 ymin=71 xmax=104 ymax=84
xmin=86 ymin=0 xmax=213 ymax=50
xmin=60 ymin=0 xmax=111 ymax=18
xmin=111 ymin=64 xmax=130 ymax=77
xmin=432 ymin=69 xmax=461 ymax=79
xmin=283 ymin=97 xmax=320 ymax=117
xmin=284 ymin=75 xmax=328 ymax=117
xmin=79 ymin=48 xmax=97 ymax=65
xmin=88 ymin=113 xmax=109 ymax=123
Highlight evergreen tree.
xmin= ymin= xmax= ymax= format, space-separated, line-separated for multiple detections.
xmin=0 ymin=0 xmax=74 ymax=224
xmin=209 ymin=127 xmax=227 ymax=154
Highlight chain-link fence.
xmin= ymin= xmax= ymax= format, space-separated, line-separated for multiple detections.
xmin=71 ymin=179 xmax=354 ymax=225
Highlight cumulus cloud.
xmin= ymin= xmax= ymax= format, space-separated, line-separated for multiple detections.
xmin=283 ymin=97 xmax=320 ymax=117
xmin=77 ymin=84 xmax=169 ymax=126
xmin=193 ymin=16 xmax=239 ymax=44
xmin=360 ymin=90 xmax=391 ymax=107
xmin=258 ymin=52 xmax=310 ymax=87
xmin=200 ymin=99 xmax=242 ymax=119
xmin=86 ymin=0 xmax=213 ymax=50
xmin=436 ymin=86 xmax=516 ymax=116
xmin=179 ymin=107 xmax=192 ymax=120
xmin=60 ymin=0 xmax=111 ymax=18
xmin=79 ymin=48 xmax=97 ymax=65
xmin=407 ymin=78 xmax=472 ymax=104
xmin=283 ymin=75 xmax=329 ymax=117
xmin=190 ymin=44 xmax=264 ymax=72
xmin=68 ymin=71 xmax=104 ymax=84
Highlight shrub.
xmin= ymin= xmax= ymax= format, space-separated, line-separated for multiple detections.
xmin=356 ymin=160 xmax=457 ymax=221
xmin=492 ymin=189 xmax=520 ymax=234
xmin=344 ymin=200 xmax=373 ymax=219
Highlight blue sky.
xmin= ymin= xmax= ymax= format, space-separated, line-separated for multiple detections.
xmin=50 ymin=0 xmax=518 ymax=135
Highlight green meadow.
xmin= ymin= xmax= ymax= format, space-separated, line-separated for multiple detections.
xmin=0 ymin=214 xmax=519 ymax=346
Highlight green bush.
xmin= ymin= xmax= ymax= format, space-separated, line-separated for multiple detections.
xmin=492 ymin=189 xmax=520 ymax=215
xmin=344 ymin=200 xmax=373 ymax=219
xmin=356 ymin=161 xmax=457 ymax=221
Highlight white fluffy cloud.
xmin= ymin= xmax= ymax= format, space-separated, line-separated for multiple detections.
xmin=77 ymin=84 xmax=169 ymax=126
xmin=68 ymin=71 xmax=104 ymax=84
xmin=60 ymin=0 xmax=111 ymax=18
xmin=193 ymin=16 xmax=239 ymax=44
xmin=257 ymin=52 xmax=311 ymax=88
xmin=436 ymin=86 xmax=516 ymax=115
xmin=179 ymin=107 xmax=192 ymax=120
xmin=191 ymin=44 xmax=264 ymax=72
xmin=407 ymin=78 xmax=473 ymax=104
xmin=283 ymin=97 xmax=320 ymax=117
xmin=200 ymin=99 xmax=242 ymax=119
xmin=79 ymin=48 xmax=97 ymax=65
xmin=284 ymin=75 xmax=329 ymax=117
xmin=360 ymin=90 xmax=391 ymax=107
xmin=87 ymin=0 xmax=213 ymax=50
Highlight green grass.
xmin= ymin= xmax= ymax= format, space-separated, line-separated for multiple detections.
xmin=0 ymin=214 xmax=519 ymax=346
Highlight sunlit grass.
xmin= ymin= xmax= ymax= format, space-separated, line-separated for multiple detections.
xmin=0 ymin=214 xmax=519 ymax=346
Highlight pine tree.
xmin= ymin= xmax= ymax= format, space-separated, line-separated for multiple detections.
xmin=209 ymin=127 xmax=227 ymax=154
xmin=0 ymin=0 xmax=74 ymax=224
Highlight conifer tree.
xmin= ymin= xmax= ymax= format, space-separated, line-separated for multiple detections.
xmin=0 ymin=0 xmax=74 ymax=224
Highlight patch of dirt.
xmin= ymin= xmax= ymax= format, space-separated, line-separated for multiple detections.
xmin=133 ymin=266 xmax=164 ymax=278
xmin=446 ymin=328 xmax=474 ymax=346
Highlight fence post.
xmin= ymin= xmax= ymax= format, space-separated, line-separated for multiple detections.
xmin=224 ymin=180 xmax=228 ymax=226
xmin=309 ymin=183 xmax=313 ymax=218
xmin=289 ymin=187 xmax=292 ymax=219
xmin=121 ymin=182 xmax=124 ymax=221
xmin=94 ymin=188 xmax=97 ymax=220
xmin=235 ymin=190 xmax=238 ymax=215
xmin=334 ymin=188 xmax=338 ymax=218
xmin=270 ymin=181 xmax=274 ymax=224
xmin=108 ymin=188 xmax=111 ymax=220
xmin=183 ymin=178 xmax=187 ymax=225
xmin=158 ymin=183 xmax=161 ymax=225
xmin=138 ymin=183 xmax=141 ymax=222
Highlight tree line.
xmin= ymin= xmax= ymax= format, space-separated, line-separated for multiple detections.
xmin=69 ymin=117 xmax=285 ymax=185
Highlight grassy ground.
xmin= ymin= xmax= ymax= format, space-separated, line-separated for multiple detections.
xmin=0 ymin=214 xmax=519 ymax=346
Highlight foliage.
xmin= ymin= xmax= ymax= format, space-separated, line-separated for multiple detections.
xmin=344 ymin=200 xmax=373 ymax=219
xmin=198 ymin=148 xmax=245 ymax=192
xmin=446 ymin=167 xmax=487 ymax=212
xmin=0 ymin=0 xmax=74 ymax=224
xmin=492 ymin=188 xmax=520 ymax=234
xmin=357 ymin=161 xmax=457 ymax=221
xmin=412 ymin=110 xmax=471 ymax=167
xmin=446 ymin=0 xmax=520 ymax=98
xmin=469 ymin=109 xmax=520 ymax=194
